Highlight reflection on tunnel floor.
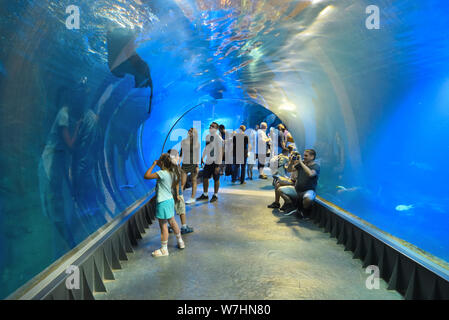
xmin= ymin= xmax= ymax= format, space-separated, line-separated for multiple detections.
xmin=95 ymin=178 xmax=402 ymax=300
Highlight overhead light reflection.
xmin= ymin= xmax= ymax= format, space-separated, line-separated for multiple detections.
xmin=279 ymin=102 xmax=295 ymax=111
xmin=318 ymin=5 xmax=334 ymax=18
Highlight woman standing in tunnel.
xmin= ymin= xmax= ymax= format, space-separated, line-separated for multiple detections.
xmin=144 ymin=153 xmax=185 ymax=257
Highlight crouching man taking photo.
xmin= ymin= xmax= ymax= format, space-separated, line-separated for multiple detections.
xmin=277 ymin=149 xmax=320 ymax=218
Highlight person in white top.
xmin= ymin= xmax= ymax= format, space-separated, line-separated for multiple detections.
xmin=257 ymin=122 xmax=271 ymax=179
xmin=245 ymin=128 xmax=257 ymax=180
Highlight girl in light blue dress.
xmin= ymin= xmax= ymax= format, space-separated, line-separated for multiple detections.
xmin=144 ymin=153 xmax=185 ymax=257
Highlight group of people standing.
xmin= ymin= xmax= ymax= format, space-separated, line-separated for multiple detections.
xmin=143 ymin=120 xmax=300 ymax=257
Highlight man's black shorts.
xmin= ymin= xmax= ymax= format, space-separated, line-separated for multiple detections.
xmin=203 ymin=163 xmax=220 ymax=181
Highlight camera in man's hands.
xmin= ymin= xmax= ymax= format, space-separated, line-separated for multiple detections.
xmin=291 ymin=151 xmax=300 ymax=161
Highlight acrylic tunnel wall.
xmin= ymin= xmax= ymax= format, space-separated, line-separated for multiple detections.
xmin=1 ymin=0 xmax=449 ymax=298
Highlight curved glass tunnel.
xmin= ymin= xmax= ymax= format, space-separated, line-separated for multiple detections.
xmin=0 ymin=0 xmax=449 ymax=298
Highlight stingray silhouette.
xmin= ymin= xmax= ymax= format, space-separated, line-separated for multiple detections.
xmin=107 ymin=27 xmax=153 ymax=114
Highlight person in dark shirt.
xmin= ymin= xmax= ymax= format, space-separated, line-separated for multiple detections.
xmin=231 ymin=125 xmax=250 ymax=184
xmin=284 ymin=149 xmax=320 ymax=218
xmin=197 ymin=122 xmax=223 ymax=203
xmin=277 ymin=124 xmax=287 ymax=155
xmin=180 ymin=128 xmax=200 ymax=204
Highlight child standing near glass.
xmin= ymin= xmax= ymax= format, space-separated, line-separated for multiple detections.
xmin=144 ymin=153 xmax=185 ymax=257
xmin=168 ymin=149 xmax=194 ymax=234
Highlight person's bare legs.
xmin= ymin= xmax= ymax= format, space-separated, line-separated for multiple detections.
xmin=184 ymin=169 xmax=198 ymax=203
xmin=302 ymin=195 xmax=315 ymax=216
xmin=279 ymin=192 xmax=292 ymax=205
xmin=167 ymin=216 xmax=181 ymax=234
xmin=191 ymin=169 xmax=198 ymax=199
xmin=168 ymin=216 xmax=185 ymax=248
xmin=303 ymin=197 xmax=312 ymax=209
xmin=258 ymin=155 xmax=267 ymax=177
xmin=214 ymin=166 xmax=220 ymax=194
xmin=203 ymin=177 xmax=209 ymax=194
xmin=181 ymin=170 xmax=187 ymax=191
xmin=179 ymin=213 xmax=187 ymax=226
xmin=152 ymin=219 xmax=170 ymax=256
xmin=159 ymin=219 xmax=169 ymax=242
xmin=274 ymin=182 xmax=282 ymax=203
xmin=214 ymin=180 xmax=220 ymax=194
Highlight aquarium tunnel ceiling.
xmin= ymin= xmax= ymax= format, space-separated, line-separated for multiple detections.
xmin=1 ymin=0 xmax=449 ymax=298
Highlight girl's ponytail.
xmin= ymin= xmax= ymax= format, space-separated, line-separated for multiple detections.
xmin=170 ymin=161 xmax=181 ymax=186
xmin=165 ymin=150 xmax=181 ymax=187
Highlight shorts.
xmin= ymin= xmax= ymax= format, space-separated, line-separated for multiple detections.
xmin=279 ymin=187 xmax=316 ymax=202
xmin=181 ymin=163 xmax=198 ymax=175
xmin=203 ymin=163 xmax=220 ymax=181
xmin=275 ymin=176 xmax=294 ymax=186
xmin=257 ymin=154 xmax=267 ymax=169
xmin=299 ymin=190 xmax=316 ymax=202
xmin=156 ymin=198 xmax=175 ymax=220
xmin=273 ymin=176 xmax=293 ymax=187
xmin=175 ymin=195 xmax=186 ymax=215
xmin=278 ymin=186 xmax=298 ymax=200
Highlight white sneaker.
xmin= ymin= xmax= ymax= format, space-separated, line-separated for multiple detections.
xmin=178 ymin=240 xmax=185 ymax=249
xmin=284 ymin=209 xmax=297 ymax=216
xmin=185 ymin=198 xmax=196 ymax=204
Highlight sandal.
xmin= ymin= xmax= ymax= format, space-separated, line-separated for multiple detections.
xmin=181 ymin=226 xmax=194 ymax=234
xmin=152 ymin=248 xmax=169 ymax=257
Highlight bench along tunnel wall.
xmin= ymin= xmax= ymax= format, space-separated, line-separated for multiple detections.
xmin=1 ymin=1 xmax=449 ymax=298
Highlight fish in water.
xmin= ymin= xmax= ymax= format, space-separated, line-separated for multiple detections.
xmin=336 ymin=185 xmax=360 ymax=193
xmin=395 ymin=204 xmax=414 ymax=212
xmin=409 ymin=161 xmax=433 ymax=171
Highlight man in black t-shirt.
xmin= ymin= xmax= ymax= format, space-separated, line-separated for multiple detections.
xmin=284 ymin=149 xmax=320 ymax=218
xmin=197 ymin=122 xmax=223 ymax=203
xmin=277 ymin=124 xmax=287 ymax=154
xmin=231 ymin=125 xmax=250 ymax=184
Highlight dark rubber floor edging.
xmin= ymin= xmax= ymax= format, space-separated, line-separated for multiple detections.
xmin=15 ymin=193 xmax=449 ymax=300
xmin=8 ymin=194 xmax=156 ymax=300
xmin=311 ymin=199 xmax=449 ymax=300
xmin=41 ymin=199 xmax=157 ymax=300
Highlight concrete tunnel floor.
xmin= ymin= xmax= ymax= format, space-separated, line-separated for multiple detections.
xmin=95 ymin=173 xmax=403 ymax=300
